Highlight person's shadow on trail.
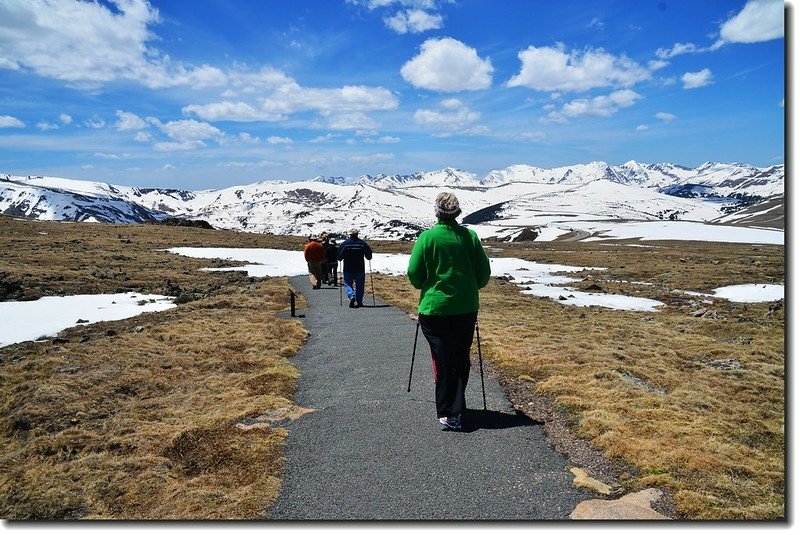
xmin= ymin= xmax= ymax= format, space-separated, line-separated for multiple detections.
xmin=456 ymin=409 xmax=543 ymax=433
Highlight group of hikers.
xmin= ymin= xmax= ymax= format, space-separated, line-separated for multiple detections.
xmin=302 ymin=192 xmax=491 ymax=431
xmin=303 ymin=228 xmax=373 ymax=308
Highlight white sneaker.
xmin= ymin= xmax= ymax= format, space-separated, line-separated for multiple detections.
xmin=438 ymin=415 xmax=462 ymax=430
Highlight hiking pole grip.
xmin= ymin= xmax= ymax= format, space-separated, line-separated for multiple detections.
xmin=407 ymin=320 xmax=420 ymax=392
xmin=476 ymin=320 xmax=486 ymax=411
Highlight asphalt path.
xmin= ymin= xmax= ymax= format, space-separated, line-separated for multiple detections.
xmin=268 ymin=274 xmax=592 ymax=520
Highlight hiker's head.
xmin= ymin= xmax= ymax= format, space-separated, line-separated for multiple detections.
xmin=435 ymin=192 xmax=461 ymax=220
xmin=309 ymin=234 xmax=319 ymax=241
xmin=349 ymin=228 xmax=360 ymax=238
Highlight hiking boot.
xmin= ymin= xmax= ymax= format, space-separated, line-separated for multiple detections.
xmin=438 ymin=414 xmax=462 ymax=430
xmin=357 ymin=300 xmax=364 ymax=308
xmin=349 ymin=298 xmax=356 ymax=308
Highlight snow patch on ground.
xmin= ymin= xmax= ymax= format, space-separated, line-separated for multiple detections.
xmin=0 ymin=293 xmax=175 ymax=347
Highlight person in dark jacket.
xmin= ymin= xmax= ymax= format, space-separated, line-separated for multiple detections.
xmin=407 ymin=192 xmax=491 ymax=430
xmin=337 ymin=228 xmax=373 ymax=308
xmin=323 ymin=236 xmax=338 ymax=286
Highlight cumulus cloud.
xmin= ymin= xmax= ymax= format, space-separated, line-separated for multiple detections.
xmin=384 ymin=9 xmax=443 ymax=34
xmin=155 ymin=118 xmax=224 ymax=144
xmin=543 ymin=89 xmax=642 ymax=123
xmin=322 ymin=111 xmax=381 ymax=131
xmin=239 ymin=132 xmax=260 ymax=144
xmin=115 ymin=110 xmax=148 ymax=131
xmin=682 ymin=68 xmax=713 ymax=89
xmin=0 ymin=115 xmax=25 ymax=128
xmin=184 ymin=74 xmax=398 ymax=127
xmin=85 ymin=116 xmax=105 ymax=129
xmin=716 ymin=0 xmax=783 ymax=46
xmin=656 ymin=42 xmax=703 ymax=59
xmin=655 ymin=112 xmax=676 ymax=123
xmin=59 ymin=113 xmax=72 ymax=125
xmin=506 ymin=44 xmax=650 ymax=92
xmin=183 ymin=101 xmax=286 ymax=122
xmin=401 ymin=37 xmax=493 ymax=92
xmin=0 ymin=0 xmax=226 ymax=90
xmin=636 ymin=124 xmax=649 ymax=131
xmin=413 ymin=98 xmax=488 ymax=136
xmin=36 ymin=121 xmax=58 ymax=131
xmin=657 ymin=0 xmax=783 ymax=59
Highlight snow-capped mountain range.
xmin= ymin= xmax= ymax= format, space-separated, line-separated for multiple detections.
xmin=0 ymin=161 xmax=784 ymax=242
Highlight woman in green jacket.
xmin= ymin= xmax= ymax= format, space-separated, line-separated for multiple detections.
xmin=407 ymin=192 xmax=491 ymax=430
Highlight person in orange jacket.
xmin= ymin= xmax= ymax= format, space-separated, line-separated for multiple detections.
xmin=304 ymin=235 xmax=325 ymax=289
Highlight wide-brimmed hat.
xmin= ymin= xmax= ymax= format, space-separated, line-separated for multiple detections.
xmin=435 ymin=192 xmax=461 ymax=217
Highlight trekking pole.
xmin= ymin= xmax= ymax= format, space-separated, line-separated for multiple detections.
xmin=339 ymin=261 xmax=343 ymax=306
xmin=369 ymin=260 xmax=376 ymax=306
xmin=476 ymin=319 xmax=487 ymax=411
xmin=407 ymin=320 xmax=420 ymax=392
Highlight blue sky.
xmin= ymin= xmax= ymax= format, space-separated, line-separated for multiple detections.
xmin=0 ymin=0 xmax=786 ymax=189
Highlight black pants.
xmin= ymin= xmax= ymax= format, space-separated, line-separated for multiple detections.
xmin=418 ymin=311 xmax=478 ymax=418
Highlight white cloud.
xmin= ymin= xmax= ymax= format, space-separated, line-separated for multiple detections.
xmin=309 ymin=133 xmax=340 ymax=144
xmin=0 ymin=115 xmax=25 ymax=128
xmin=0 ymin=0 xmax=226 ymax=90
xmin=656 ymin=42 xmax=703 ymax=59
xmin=322 ymin=111 xmax=381 ymax=131
xmin=36 ymin=121 xmax=58 ymax=131
xmin=648 ymin=59 xmax=670 ymax=71
xmin=413 ymin=99 xmax=488 ymax=136
xmin=507 ymin=44 xmax=650 ymax=92
xmin=115 ymin=110 xmax=148 ymax=131
xmin=267 ymin=136 xmax=293 ymax=145
xmin=716 ymin=0 xmax=783 ymax=46
xmin=655 ymin=112 xmax=676 ymax=123
xmin=183 ymin=101 xmax=286 ymax=122
xmin=264 ymin=84 xmax=398 ymax=114
xmin=134 ymin=131 xmax=152 ymax=142
xmin=59 ymin=113 xmax=72 ymax=125
xmin=184 ymin=74 xmax=398 ymax=123
xmin=84 ymin=116 xmax=106 ymax=129
xmin=94 ymin=152 xmax=119 ymax=160
xmin=636 ymin=124 xmax=649 ymax=131
xmin=401 ymin=37 xmax=493 ymax=92
xmin=153 ymin=140 xmax=205 ymax=152
xmin=157 ymin=119 xmax=224 ymax=143
xmin=543 ymin=89 xmax=642 ymax=123
xmin=239 ymin=132 xmax=260 ymax=144
xmin=384 ymin=9 xmax=443 ymax=34
xmin=682 ymin=68 xmax=713 ymax=89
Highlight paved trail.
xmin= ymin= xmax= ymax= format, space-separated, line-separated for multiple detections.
xmin=268 ymin=275 xmax=591 ymax=520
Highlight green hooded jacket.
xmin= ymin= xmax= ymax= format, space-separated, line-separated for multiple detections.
xmin=407 ymin=219 xmax=491 ymax=316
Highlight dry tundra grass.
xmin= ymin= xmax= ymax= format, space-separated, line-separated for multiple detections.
xmin=0 ymin=216 xmax=785 ymax=520
xmin=373 ymin=238 xmax=784 ymax=520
